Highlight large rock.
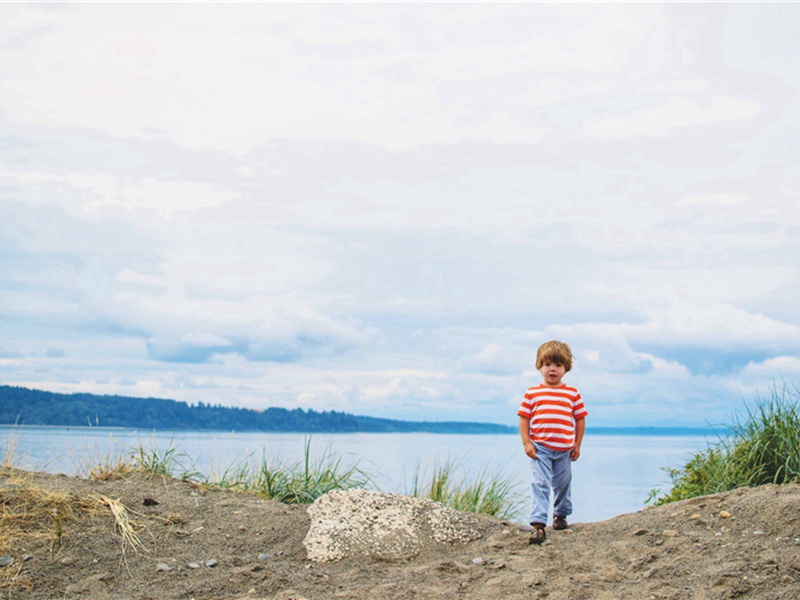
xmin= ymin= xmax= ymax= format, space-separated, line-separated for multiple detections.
xmin=303 ymin=489 xmax=486 ymax=562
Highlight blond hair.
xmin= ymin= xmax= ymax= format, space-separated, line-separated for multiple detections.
xmin=535 ymin=340 xmax=573 ymax=372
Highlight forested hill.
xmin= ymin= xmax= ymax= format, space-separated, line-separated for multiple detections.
xmin=0 ymin=385 xmax=514 ymax=434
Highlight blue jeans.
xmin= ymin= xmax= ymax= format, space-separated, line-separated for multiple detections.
xmin=529 ymin=443 xmax=573 ymax=525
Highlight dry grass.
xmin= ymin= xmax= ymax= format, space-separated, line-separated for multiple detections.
xmin=0 ymin=476 xmax=90 ymax=555
xmin=87 ymin=456 xmax=138 ymax=481
xmin=0 ymin=468 xmax=145 ymax=557
xmin=89 ymin=494 xmax=146 ymax=553
xmin=1 ymin=430 xmax=19 ymax=469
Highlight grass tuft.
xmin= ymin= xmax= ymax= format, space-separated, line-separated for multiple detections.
xmin=90 ymin=494 xmax=146 ymax=553
xmin=653 ymin=383 xmax=800 ymax=504
xmin=409 ymin=457 xmax=520 ymax=520
xmin=252 ymin=437 xmax=370 ymax=503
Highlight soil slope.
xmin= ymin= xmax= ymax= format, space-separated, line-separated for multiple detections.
xmin=2 ymin=467 xmax=799 ymax=599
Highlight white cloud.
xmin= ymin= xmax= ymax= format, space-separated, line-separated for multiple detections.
xmin=0 ymin=168 xmax=236 ymax=219
xmin=1 ymin=4 xmax=799 ymax=426
xmin=583 ymin=95 xmax=761 ymax=140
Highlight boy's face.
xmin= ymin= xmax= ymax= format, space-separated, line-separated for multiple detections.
xmin=539 ymin=360 xmax=566 ymax=387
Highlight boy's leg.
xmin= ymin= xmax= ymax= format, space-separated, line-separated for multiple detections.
xmin=529 ymin=444 xmax=551 ymax=526
xmin=551 ymin=449 xmax=573 ymax=520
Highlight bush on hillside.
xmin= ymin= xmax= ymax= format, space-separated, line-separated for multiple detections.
xmin=655 ymin=383 xmax=800 ymax=505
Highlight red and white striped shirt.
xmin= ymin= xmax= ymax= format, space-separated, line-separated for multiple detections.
xmin=517 ymin=384 xmax=587 ymax=451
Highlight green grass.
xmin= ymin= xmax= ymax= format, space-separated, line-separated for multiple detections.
xmin=408 ymin=458 xmax=521 ymax=520
xmin=653 ymin=383 xmax=800 ymax=505
xmin=252 ymin=438 xmax=370 ymax=503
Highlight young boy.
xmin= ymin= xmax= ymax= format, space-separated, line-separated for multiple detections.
xmin=518 ymin=340 xmax=587 ymax=545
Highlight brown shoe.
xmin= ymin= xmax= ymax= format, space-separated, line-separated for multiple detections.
xmin=528 ymin=523 xmax=546 ymax=545
xmin=553 ymin=515 xmax=568 ymax=530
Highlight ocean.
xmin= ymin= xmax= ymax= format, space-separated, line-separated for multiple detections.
xmin=0 ymin=425 xmax=711 ymax=524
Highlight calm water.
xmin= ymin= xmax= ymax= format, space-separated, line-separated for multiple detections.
xmin=0 ymin=426 xmax=708 ymax=524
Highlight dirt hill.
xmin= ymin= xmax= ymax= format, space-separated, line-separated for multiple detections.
xmin=1 ymin=467 xmax=799 ymax=599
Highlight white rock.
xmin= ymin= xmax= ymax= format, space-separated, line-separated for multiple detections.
xmin=303 ymin=489 xmax=484 ymax=562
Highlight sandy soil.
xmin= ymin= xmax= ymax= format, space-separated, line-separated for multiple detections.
xmin=2 ymin=467 xmax=800 ymax=599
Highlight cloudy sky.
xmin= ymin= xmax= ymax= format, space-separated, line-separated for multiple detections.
xmin=1 ymin=3 xmax=798 ymax=427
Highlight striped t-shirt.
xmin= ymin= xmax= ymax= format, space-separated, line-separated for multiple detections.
xmin=517 ymin=384 xmax=587 ymax=451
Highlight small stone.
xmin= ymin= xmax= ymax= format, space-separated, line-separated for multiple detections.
xmin=0 ymin=555 xmax=14 ymax=568
xmin=187 ymin=562 xmax=200 ymax=569
xmin=720 ymin=510 xmax=732 ymax=518
xmin=633 ymin=528 xmax=648 ymax=536
xmin=753 ymin=530 xmax=766 ymax=536
xmin=247 ymin=589 xmax=257 ymax=596
xmin=143 ymin=497 xmax=159 ymax=506
xmin=60 ymin=557 xmax=76 ymax=566
xmin=205 ymin=559 xmax=218 ymax=568
xmin=258 ymin=553 xmax=272 ymax=561
xmin=156 ymin=563 xmax=172 ymax=572
xmin=23 ymin=555 xmax=33 ymax=562
xmin=689 ymin=513 xmax=701 ymax=520
xmin=662 ymin=530 xmax=679 ymax=537
xmin=192 ymin=526 xmax=205 ymax=533
xmin=472 ymin=557 xmax=485 ymax=565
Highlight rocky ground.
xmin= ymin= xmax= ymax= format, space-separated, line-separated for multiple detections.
xmin=2 ymin=466 xmax=800 ymax=599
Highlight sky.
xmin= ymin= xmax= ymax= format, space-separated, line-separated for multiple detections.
xmin=1 ymin=3 xmax=799 ymax=428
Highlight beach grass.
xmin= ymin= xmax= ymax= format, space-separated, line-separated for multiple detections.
xmin=654 ymin=383 xmax=800 ymax=504
xmin=408 ymin=458 xmax=521 ymax=520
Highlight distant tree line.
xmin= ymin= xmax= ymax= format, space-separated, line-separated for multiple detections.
xmin=0 ymin=385 xmax=513 ymax=434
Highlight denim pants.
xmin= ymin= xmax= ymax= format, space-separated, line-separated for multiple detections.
xmin=529 ymin=443 xmax=573 ymax=525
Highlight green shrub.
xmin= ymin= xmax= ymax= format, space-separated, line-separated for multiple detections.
xmin=655 ymin=383 xmax=800 ymax=505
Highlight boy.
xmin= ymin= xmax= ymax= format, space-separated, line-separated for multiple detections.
xmin=518 ymin=340 xmax=587 ymax=545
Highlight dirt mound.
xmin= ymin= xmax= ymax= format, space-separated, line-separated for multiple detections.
xmin=2 ymin=467 xmax=800 ymax=599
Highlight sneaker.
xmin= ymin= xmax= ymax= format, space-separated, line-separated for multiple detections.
xmin=528 ymin=523 xmax=546 ymax=545
xmin=553 ymin=515 xmax=568 ymax=530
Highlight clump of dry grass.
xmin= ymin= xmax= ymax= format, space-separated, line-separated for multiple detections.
xmin=0 ymin=469 xmax=145 ymax=558
xmin=89 ymin=494 xmax=146 ymax=553
xmin=88 ymin=456 xmax=138 ymax=481
xmin=0 ymin=476 xmax=90 ymax=555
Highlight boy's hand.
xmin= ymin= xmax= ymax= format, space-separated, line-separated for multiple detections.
xmin=523 ymin=441 xmax=537 ymax=459
xmin=570 ymin=445 xmax=581 ymax=461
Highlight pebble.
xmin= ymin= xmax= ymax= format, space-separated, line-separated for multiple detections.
xmin=720 ymin=510 xmax=732 ymax=518
xmin=187 ymin=562 xmax=200 ymax=569
xmin=0 ymin=555 xmax=14 ymax=568
xmin=689 ymin=514 xmax=701 ymax=520
xmin=60 ymin=557 xmax=76 ymax=566
xmin=662 ymin=530 xmax=679 ymax=537
xmin=633 ymin=528 xmax=648 ymax=536
xmin=258 ymin=553 xmax=272 ymax=561
xmin=156 ymin=563 xmax=172 ymax=572
xmin=472 ymin=557 xmax=485 ymax=565
xmin=205 ymin=559 xmax=218 ymax=568
xmin=753 ymin=530 xmax=765 ymax=536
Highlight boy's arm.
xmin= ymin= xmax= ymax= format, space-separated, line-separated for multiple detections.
xmin=519 ymin=416 xmax=536 ymax=459
xmin=570 ymin=417 xmax=586 ymax=461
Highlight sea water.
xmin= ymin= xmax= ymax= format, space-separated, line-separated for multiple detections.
xmin=0 ymin=426 xmax=708 ymax=523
